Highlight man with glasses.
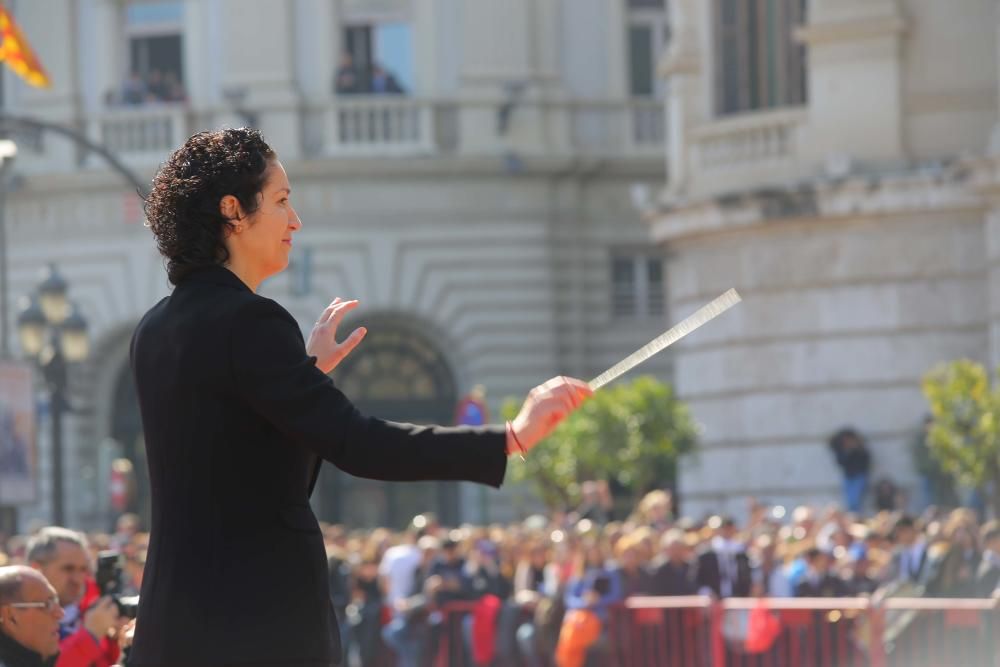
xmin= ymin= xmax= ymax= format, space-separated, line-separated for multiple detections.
xmin=0 ymin=565 xmax=63 ymax=666
xmin=25 ymin=528 xmax=121 ymax=666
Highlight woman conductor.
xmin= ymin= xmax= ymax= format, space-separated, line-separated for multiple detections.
xmin=128 ymin=128 xmax=592 ymax=666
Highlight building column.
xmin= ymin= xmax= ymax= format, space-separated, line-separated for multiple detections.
xmin=218 ymin=0 xmax=302 ymax=158
xmin=15 ymin=0 xmax=80 ymax=169
xmin=660 ymin=0 xmax=707 ymax=199
xmin=457 ymin=0 xmax=568 ymax=155
xmin=796 ymin=0 xmax=906 ymax=163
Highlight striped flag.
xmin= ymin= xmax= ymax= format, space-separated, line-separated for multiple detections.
xmin=0 ymin=3 xmax=50 ymax=87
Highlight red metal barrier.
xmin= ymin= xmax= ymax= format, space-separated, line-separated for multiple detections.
xmin=382 ymin=596 xmax=999 ymax=667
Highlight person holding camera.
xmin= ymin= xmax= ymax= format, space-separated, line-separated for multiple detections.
xmin=0 ymin=566 xmax=63 ymax=667
xmin=25 ymin=528 xmax=124 ymax=667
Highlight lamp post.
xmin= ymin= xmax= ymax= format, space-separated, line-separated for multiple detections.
xmin=16 ymin=264 xmax=89 ymax=526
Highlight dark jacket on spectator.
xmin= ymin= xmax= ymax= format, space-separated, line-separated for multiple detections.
xmin=794 ymin=574 xmax=849 ymax=598
xmin=128 ymin=265 xmax=508 ymax=667
xmin=695 ymin=547 xmax=753 ymax=598
xmin=0 ymin=630 xmax=51 ymax=667
xmin=646 ymin=559 xmax=696 ymax=596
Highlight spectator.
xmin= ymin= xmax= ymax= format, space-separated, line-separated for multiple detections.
xmin=845 ymin=553 xmax=879 ymax=595
xmin=0 ymin=566 xmax=63 ymax=667
xmin=574 ymin=481 xmax=614 ymax=526
xmin=974 ymin=522 xmax=1000 ymax=597
xmin=750 ymin=534 xmax=792 ymax=597
xmin=379 ymin=520 xmax=425 ymax=616
xmin=647 ymin=529 xmax=696 ymax=596
xmin=886 ymin=516 xmax=928 ymax=585
xmin=794 ymin=548 xmax=848 ymax=597
xmin=873 ymin=477 xmax=903 ymax=513
xmin=334 ymin=51 xmax=363 ymax=95
xmin=563 ymin=541 xmax=621 ymax=667
xmin=634 ymin=489 xmax=673 ymax=530
xmin=26 ymin=528 xmax=122 ymax=666
xmin=829 ymin=427 xmax=872 ymax=514
xmin=344 ymin=552 xmax=383 ymax=667
xmin=464 ymin=539 xmax=511 ymax=600
xmin=925 ymin=511 xmax=980 ymax=597
xmin=410 ymin=535 xmax=442 ymax=601
xmin=120 ymin=71 xmax=147 ymax=105
xmin=695 ymin=516 xmax=753 ymax=598
xmin=382 ymin=574 xmax=445 ymax=667
xmin=145 ymin=69 xmax=168 ymax=102
xmin=110 ymin=514 xmax=140 ymax=551
xmin=370 ymin=63 xmax=404 ymax=94
xmin=162 ymin=70 xmax=187 ymax=103
xmin=428 ymin=538 xmax=468 ymax=605
xmin=613 ymin=534 xmax=650 ymax=597
xmin=912 ymin=415 xmax=958 ymax=510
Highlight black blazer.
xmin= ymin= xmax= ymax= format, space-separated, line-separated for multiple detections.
xmin=128 ymin=266 xmax=507 ymax=666
xmin=694 ymin=548 xmax=753 ymax=598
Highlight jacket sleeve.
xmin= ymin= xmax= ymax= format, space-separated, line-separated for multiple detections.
xmin=56 ymin=628 xmax=105 ymax=667
xmin=229 ymin=298 xmax=508 ymax=487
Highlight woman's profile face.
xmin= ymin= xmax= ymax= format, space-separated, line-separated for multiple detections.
xmin=228 ymin=160 xmax=301 ymax=281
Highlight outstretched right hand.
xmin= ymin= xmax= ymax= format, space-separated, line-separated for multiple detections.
xmin=507 ymin=376 xmax=592 ymax=456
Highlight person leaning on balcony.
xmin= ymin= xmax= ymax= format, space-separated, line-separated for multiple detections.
xmin=129 ymin=126 xmax=593 ymax=667
xmin=333 ymin=51 xmax=363 ymax=95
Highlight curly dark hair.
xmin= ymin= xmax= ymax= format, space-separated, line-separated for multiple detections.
xmin=144 ymin=128 xmax=276 ymax=285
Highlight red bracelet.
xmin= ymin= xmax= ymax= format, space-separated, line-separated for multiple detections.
xmin=506 ymin=421 xmax=527 ymax=461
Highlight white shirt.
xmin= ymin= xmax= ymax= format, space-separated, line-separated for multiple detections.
xmin=379 ymin=544 xmax=422 ymax=607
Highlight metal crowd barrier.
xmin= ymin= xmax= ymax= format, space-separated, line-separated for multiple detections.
xmin=369 ymin=595 xmax=999 ymax=667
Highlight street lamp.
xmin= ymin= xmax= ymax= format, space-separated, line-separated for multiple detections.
xmin=16 ymin=264 xmax=88 ymax=526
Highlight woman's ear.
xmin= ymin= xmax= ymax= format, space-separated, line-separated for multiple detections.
xmin=219 ymin=194 xmax=244 ymax=226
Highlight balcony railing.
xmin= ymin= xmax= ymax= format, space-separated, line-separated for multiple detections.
xmin=630 ymin=98 xmax=666 ymax=151
xmin=87 ymin=105 xmax=189 ymax=167
xmin=570 ymin=98 xmax=667 ymax=157
xmin=326 ymin=97 xmax=434 ymax=156
xmin=693 ymin=107 xmax=807 ymax=169
xmin=59 ymin=96 xmax=667 ymax=168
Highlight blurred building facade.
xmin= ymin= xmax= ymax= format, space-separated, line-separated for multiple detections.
xmin=2 ymin=0 xmax=672 ymax=529
xmin=653 ymin=0 xmax=1000 ymax=517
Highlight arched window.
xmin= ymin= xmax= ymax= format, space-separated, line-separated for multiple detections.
xmin=319 ymin=317 xmax=460 ymax=528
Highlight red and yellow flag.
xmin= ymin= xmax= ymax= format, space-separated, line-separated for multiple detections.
xmin=0 ymin=3 xmax=50 ymax=88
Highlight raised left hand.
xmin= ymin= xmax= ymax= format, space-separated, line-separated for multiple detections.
xmin=307 ymin=298 xmax=367 ymax=374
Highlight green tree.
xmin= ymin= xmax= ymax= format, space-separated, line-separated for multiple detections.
xmin=921 ymin=359 xmax=1000 ymax=517
xmin=501 ymin=375 xmax=699 ymax=510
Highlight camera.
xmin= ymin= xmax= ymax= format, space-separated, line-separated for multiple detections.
xmin=95 ymin=550 xmax=139 ymax=619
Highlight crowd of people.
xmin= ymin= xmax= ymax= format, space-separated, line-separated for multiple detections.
xmin=0 ymin=493 xmax=995 ymax=666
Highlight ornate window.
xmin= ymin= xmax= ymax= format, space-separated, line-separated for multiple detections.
xmin=713 ymin=0 xmax=807 ymax=115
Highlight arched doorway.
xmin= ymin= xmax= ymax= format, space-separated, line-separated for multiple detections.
xmin=319 ymin=315 xmax=459 ymax=528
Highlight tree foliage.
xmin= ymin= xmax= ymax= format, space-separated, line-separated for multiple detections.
xmin=921 ymin=359 xmax=1000 ymax=517
xmin=501 ymin=375 xmax=699 ymax=510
